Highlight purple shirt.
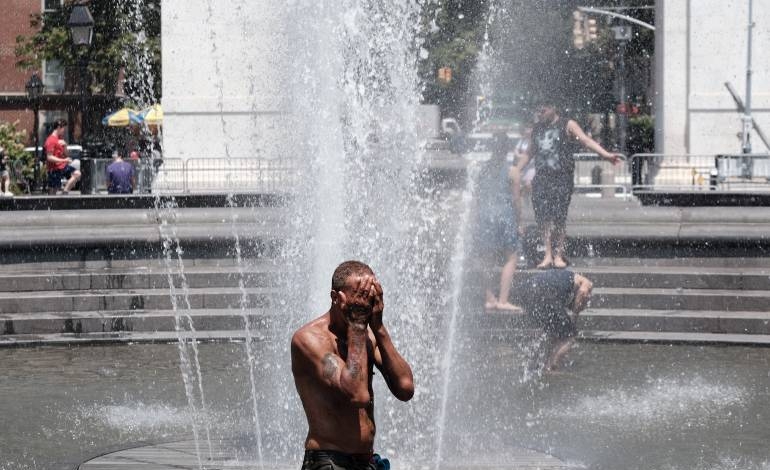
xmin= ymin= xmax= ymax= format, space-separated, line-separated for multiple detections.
xmin=106 ymin=160 xmax=135 ymax=194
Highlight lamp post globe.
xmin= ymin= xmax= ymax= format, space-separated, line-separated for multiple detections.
xmin=68 ymin=5 xmax=94 ymax=47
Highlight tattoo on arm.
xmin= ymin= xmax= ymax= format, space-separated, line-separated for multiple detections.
xmin=346 ymin=332 xmax=366 ymax=379
xmin=322 ymin=353 xmax=338 ymax=380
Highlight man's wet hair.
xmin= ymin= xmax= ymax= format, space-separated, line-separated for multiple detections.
xmin=332 ymin=260 xmax=374 ymax=291
xmin=54 ymin=119 xmax=68 ymax=129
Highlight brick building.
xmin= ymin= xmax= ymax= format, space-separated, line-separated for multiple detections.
xmin=0 ymin=0 xmax=45 ymax=145
xmin=0 ymin=0 xmax=110 ymax=149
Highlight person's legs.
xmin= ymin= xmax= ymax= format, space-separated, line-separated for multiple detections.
xmin=47 ymin=170 xmax=62 ymax=195
xmin=496 ymin=250 xmax=521 ymax=312
xmin=552 ymin=182 xmax=573 ymax=269
xmin=552 ymin=224 xmax=568 ymax=269
xmin=544 ymin=337 xmax=575 ymax=372
xmin=1 ymin=173 xmax=9 ymax=193
xmin=482 ymin=257 xmax=498 ymax=310
xmin=62 ymin=167 xmax=81 ymax=193
xmin=537 ymin=222 xmax=553 ymax=269
xmin=531 ymin=177 xmax=555 ymax=269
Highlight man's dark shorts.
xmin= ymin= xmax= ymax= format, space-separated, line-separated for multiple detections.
xmin=532 ymin=173 xmax=573 ymax=228
xmin=529 ymin=304 xmax=577 ymax=339
xmin=47 ymin=164 xmax=78 ymax=189
xmin=301 ymin=450 xmax=389 ymax=470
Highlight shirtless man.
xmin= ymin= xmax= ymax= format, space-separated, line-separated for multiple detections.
xmin=291 ymin=261 xmax=414 ymax=470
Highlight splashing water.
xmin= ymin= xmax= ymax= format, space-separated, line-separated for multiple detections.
xmin=543 ymin=377 xmax=746 ymax=425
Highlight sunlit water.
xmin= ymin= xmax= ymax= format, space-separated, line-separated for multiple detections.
xmin=1 ymin=342 xmax=769 ymax=470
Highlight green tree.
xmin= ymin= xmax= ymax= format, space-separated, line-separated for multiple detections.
xmin=15 ymin=1 xmax=161 ymax=105
xmin=0 ymin=121 xmax=36 ymax=194
xmin=420 ymin=0 xmax=489 ymax=124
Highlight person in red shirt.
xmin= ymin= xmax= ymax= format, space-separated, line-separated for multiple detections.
xmin=44 ymin=120 xmax=81 ymax=195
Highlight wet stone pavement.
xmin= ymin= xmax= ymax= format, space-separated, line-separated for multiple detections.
xmin=1 ymin=340 xmax=769 ymax=470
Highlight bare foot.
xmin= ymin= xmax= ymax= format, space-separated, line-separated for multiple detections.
xmin=484 ymin=301 xmax=498 ymax=311
xmin=553 ymin=257 xmax=568 ymax=269
xmin=536 ymin=258 xmax=553 ymax=269
xmin=496 ymin=301 xmax=523 ymax=314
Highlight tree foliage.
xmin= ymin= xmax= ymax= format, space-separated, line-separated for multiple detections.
xmin=420 ymin=0 xmax=656 ymax=126
xmin=0 ymin=121 xmax=36 ymax=193
xmin=15 ymin=0 xmax=161 ymax=105
xmin=420 ymin=0 xmax=489 ymax=122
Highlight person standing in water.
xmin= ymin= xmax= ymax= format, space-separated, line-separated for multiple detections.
xmin=517 ymin=102 xmax=621 ymax=269
xmin=475 ymin=132 xmax=522 ymax=312
xmin=291 ymin=260 xmax=414 ymax=470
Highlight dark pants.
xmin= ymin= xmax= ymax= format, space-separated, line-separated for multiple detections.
xmin=532 ymin=173 xmax=573 ymax=228
xmin=301 ymin=450 xmax=389 ymax=470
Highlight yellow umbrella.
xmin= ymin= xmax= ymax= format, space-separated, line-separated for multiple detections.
xmin=102 ymin=107 xmax=142 ymax=127
xmin=140 ymin=104 xmax=163 ymax=126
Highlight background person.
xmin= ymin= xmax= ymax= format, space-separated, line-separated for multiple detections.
xmin=0 ymin=148 xmax=12 ymax=197
xmin=44 ymin=120 xmax=80 ymax=195
xmin=474 ymin=132 xmax=522 ymax=312
xmin=518 ymin=269 xmax=593 ymax=372
xmin=517 ymin=102 xmax=621 ymax=269
xmin=291 ymin=260 xmax=413 ymax=470
xmin=513 ymin=123 xmax=534 ymax=197
xmin=106 ymin=149 xmax=136 ymax=194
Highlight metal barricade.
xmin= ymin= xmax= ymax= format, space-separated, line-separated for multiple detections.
xmin=630 ymin=153 xmax=770 ymax=192
xmin=715 ymin=154 xmax=770 ymax=189
xmin=572 ymin=152 xmax=630 ymax=197
xmin=182 ymin=158 xmax=299 ymax=193
xmin=150 ymin=158 xmax=186 ymax=194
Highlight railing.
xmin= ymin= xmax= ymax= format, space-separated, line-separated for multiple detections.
xmin=10 ymin=152 xmax=768 ymax=196
xmin=182 ymin=158 xmax=298 ymax=193
xmin=572 ymin=152 xmax=630 ymax=197
xmin=630 ymin=153 xmax=770 ymax=192
xmin=52 ymin=157 xmax=299 ymax=194
xmin=7 ymin=157 xmax=299 ymax=195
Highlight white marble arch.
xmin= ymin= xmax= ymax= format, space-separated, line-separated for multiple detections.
xmin=161 ymin=0 xmax=290 ymax=162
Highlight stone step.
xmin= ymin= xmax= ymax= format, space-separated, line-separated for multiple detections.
xmin=0 ymin=282 xmax=767 ymax=314
xmin=579 ymin=330 xmax=770 ymax=346
xmin=4 ymin=306 xmax=758 ymax=338
xmin=578 ymin=308 xmax=770 ymax=335
xmin=0 ymin=287 xmax=277 ymax=314
xmin=0 ymin=265 xmax=286 ymax=292
xmin=0 ymin=329 xmax=255 ymax=347
xmin=568 ymin=256 xmax=770 ymax=268
xmin=3 ymin=327 xmax=770 ymax=348
xmin=573 ymin=266 xmax=770 ymax=290
xmin=0 ymin=308 xmax=277 ymax=335
xmin=589 ymin=286 xmax=770 ymax=311
xmin=1 ymin=263 xmax=768 ymax=293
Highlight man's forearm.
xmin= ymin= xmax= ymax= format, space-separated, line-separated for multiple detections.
xmin=373 ymin=325 xmax=414 ymax=401
xmin=339 ymin=324 xmax=370 ymax=406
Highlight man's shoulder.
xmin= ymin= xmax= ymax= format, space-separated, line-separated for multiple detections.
xmin=291 ymin=313 xmax=331 ymax=348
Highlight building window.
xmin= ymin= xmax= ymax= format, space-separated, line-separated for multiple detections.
xmin=43 ymin=0 xmax=62 ymax=12
xmin=43 ymin=60 xmax=64 ymax=93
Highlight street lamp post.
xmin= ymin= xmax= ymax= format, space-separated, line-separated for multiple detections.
xmin=67 ymin=4 xmax=94 ymax=155
xmin=25 ymin=73 xmax=44 ymax=192
xmin=742 ymin=0 xmax=754 ymax=155
xmin=612 ymin=25 xmax=633 ymax=154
